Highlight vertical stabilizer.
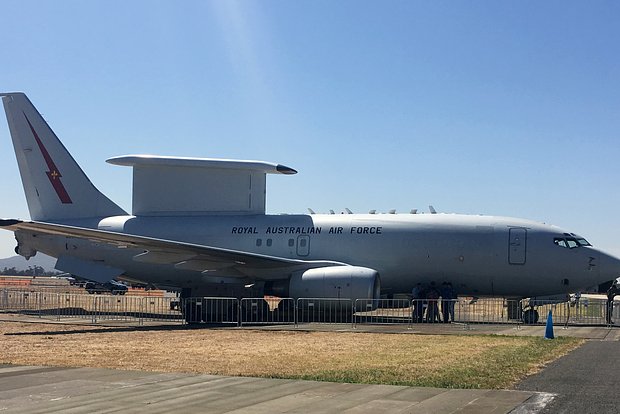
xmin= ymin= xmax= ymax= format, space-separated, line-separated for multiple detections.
xmin=1 ymin=93 xmax=127 ymax=221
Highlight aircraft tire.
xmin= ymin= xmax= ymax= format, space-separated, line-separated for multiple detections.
xmin=522 ymin=309 xmax=539 ymax=324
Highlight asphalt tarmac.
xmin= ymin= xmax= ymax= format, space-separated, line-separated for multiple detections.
xmin=516 ymin=340 xmax=620 ymax=413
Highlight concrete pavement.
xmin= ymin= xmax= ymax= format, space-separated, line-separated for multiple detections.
xmin=0 ymin=365 xmax=548 ymax=413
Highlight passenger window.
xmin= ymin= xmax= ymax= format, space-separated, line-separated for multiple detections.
xmin=266 ymin=239 xmax=272 ymax=247
xmin=256 ymin=239 xmax=262 ymax=247
xmin=288 ymin=239 xmax=294 ymax=247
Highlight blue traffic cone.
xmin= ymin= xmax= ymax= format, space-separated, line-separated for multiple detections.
xmin=544 ymin=310 xmax=554 ymax=339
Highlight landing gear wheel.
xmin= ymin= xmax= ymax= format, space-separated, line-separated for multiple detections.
xmin=522 ymin=309 xmax=539 ymax=324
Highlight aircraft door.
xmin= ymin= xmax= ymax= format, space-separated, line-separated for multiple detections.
xmin=508 ymin=228 xmax=527 ymax=265
xmin=296 ymin=235 xmax=310 ymax=257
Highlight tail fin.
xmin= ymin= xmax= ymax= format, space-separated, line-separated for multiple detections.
xmin=1 ymin=93 xmax=127 ymax=221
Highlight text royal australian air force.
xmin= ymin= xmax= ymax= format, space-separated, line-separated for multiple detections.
xmin=231 ymin=226 xmax=383 ymax=235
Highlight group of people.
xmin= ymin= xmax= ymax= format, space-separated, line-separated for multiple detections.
xmin=411 ymin=281 xmax=457 ymax=323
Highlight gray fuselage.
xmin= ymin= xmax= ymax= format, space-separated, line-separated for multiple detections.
xmin=27 ymin=212 xmax=620 ymax=299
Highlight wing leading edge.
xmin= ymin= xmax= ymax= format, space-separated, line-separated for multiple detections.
xmin=0 ymin=219 xmax=348 ymax=280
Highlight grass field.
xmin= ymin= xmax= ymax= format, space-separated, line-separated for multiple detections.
xmin=0 ymin=321 xmax=582 ymax=389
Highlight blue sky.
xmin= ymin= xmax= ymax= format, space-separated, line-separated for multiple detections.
xmin=1 ymin=1 xmax=619 ymax=257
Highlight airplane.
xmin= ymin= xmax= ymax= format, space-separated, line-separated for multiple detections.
xmin=1 ymin=92 xmax=619 ymax=323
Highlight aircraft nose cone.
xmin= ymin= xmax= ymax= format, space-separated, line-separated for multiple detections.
xmin=598 ymin=250 xmax=620 ymax=284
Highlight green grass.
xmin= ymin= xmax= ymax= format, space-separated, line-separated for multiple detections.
xmin=282 ymin=336 xmax=582 ymax=389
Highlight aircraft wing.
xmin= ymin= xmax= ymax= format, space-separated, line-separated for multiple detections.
xmin=0 ymin=219 xmax=347 ymax=280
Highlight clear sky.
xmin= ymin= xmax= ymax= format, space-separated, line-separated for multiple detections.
xmin=1 ymin=1 xmax=619 ymax=258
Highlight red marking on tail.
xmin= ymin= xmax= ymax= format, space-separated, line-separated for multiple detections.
xmin=23 ymin=112 xmax=73 ymax=204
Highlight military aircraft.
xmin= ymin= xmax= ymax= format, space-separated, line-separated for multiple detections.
xmin=2 ymin=92 xmax=619 ymax=323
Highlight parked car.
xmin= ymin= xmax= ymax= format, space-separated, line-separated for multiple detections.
xmin=85 ymin=280 xmax=128 ymax=295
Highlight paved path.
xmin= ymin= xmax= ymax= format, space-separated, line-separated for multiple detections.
xmin=0 ymin=365 xmax=545 ymax=414
xmin=516 ymin=341 xmax=620 ymax=413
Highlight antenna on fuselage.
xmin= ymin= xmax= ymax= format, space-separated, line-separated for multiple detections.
xmin=389 ymin=209 xmax=396 ymax=214
xmin=410 ymin=209 xmax=418 ymax=214
xmin=369 ymin=209 xmax=376 ymax=214
xmin=307 ymin=208 xmax=315 ymax=215
xmin=329 ymin=209 xmax=335 ymax=215
xmin=345 ymin=208 xmax=353 ymax=214
xmin=429 ymin=205 xmax=437 ymax=214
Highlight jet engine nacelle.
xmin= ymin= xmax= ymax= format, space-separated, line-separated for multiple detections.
xmin=288 ymin=266 xmax=381 ymax=301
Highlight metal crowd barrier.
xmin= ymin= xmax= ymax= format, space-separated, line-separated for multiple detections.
xmin=0 ymin=288 xmax=184 ymax=325
xmin=296 ymin=298 xmax=353 ymax=325
xmin=183 ymin=297 xmax=238 ymax=324
xmin=2 ymin=287 xmax=620 ymax=328
xmin=453 ymin=299 xmax=521 ymax=325
xmin=354 ymin=298 xmax=412 ymax=327
xmin=239 ymin=297 xmax=295 ymax=326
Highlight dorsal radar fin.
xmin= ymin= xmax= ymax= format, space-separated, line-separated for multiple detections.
xmin=106 ymin=155 xmax=296 ymax=216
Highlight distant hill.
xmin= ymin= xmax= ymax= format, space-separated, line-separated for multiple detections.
xmin=0 ymin=254 xmax=57 ymax=272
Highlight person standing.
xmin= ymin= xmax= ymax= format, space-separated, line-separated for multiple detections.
xmin=439 ymin=282 xmax=451 ymax=323
xmin=606 ymin=282 xmax=619 ymax=324
xmin=426 ymin=282 xmax=440 ymax=323
xmin=439 ymin=282 xmax=457 ymax=323
xmin=411 ymin=282 xmax=424 ymax=323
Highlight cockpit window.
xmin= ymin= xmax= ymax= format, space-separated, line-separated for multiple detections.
xmin=554 ymin=235 xmax=592 ymax=249
xmin=571 ymin=233 xmax=592 ymax=247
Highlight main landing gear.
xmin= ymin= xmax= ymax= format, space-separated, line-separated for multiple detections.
xmin=508 ymin=300 xmax=540 ymax=324
xmin=522 ymin=308 xmax=540 ymax=324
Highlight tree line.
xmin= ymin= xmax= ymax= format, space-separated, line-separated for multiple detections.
xmin=0 ymin=265 xmax=60 ymax=276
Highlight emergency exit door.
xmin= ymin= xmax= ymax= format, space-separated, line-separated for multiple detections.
xmin=296 ymin=235 xmax=310 ymax=257
xmin=508 ymin=228 xmax=527 ymax=265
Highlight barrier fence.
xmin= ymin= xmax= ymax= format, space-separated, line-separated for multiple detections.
xmin=239 ymin=297 xmax=295 ymax=326
xmin=0 ymin=288 xmax=184 ymax=325
xmin=2 ymin=288 xmax=620 ymax=328
xmin=183 ymin=297 xmax=239 ymax=325
xmin=297 ymin=298 xmax=353 ymax=325
xmin=354 ymin=299 xmax=412 ymax=327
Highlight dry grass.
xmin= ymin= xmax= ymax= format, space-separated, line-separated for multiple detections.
xmin=0 ymin=321 xmax=582 ymax=389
